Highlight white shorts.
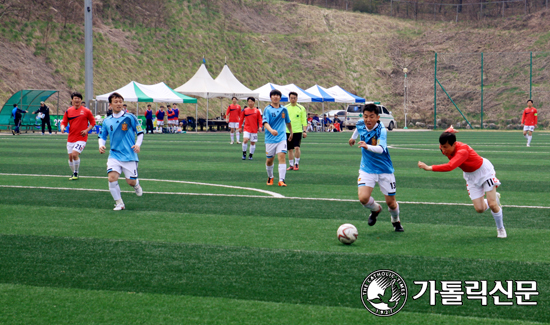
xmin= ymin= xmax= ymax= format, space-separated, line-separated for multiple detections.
xmin=229 ymin=122 xmax=239 ymax=129
xmin=107 ymin=158 xmax=139 ymax=179
xmin=265 ymin=140 xmax=287 ymax=158
xmin=463 ymin=158 xmax=500 ymax=200
xmin=157 ymin=121 xmax=164 ymax=126
xmin=243 ymin=132 xmax=258 ymax=142
xmin=169 ymin=120 xmax=178 ymax=125
xmin=357 ymin=171 xmax=396 ymax=196
xmin=523 ymin=125 xmax=535 ymax=132
xmin=67 ymin=141 xmax=87 ymax=154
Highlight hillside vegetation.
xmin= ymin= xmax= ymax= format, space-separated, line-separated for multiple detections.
xmin=1 ymin=0 xmax=549 ymax=127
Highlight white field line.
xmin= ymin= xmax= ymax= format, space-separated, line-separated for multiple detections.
xmin=388 ymin=146 xmax=546 ymax=154
xmin=0 ymin=173 xmax=283 ymax=198
xmin=0 ymin=184 xmax=548 ymax=209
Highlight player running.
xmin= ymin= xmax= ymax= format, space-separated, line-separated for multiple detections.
xmin=98 ymin=92 xmax=144 ymax=211
xmin=285 ymin=92 xmax=308 ymax=171
xmin=263 ymin=89 xmax=293 ymax=186
xmin=349 ymin=104 xmax=404 ymax=232
xmin=521 ymin=99 xmax=538 ymax=147
xmin=418 ymin=127 xmax=506 ymax=238
xmin=226 ymin=97 xmax=242 ymax=144
xmin=60 ymin=92 xmax=96 ymax=180
xmin=239 ymin=97 xmax=262 ymax=160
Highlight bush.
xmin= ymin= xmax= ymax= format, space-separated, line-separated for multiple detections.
xmin=353 ymin=0 xmax=381 ymax=13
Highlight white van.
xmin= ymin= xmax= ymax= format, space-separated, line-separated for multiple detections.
xmin=344 ymin=102 xmax=396 ymax=131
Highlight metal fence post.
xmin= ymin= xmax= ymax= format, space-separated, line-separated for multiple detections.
xmin=434 ymin=53 xmax=438 ymax=129
xmin=456 ymin=4 xmax=459 ymax=23
xmin=530 ymin=51 xmax=533 ymax=99
xmin=481 ymin=52 xmax=484 ymax=129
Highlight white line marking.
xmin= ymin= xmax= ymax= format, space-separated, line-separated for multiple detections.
xmin=0 ymin=184 xmax=548 ymax=209
xmin=388 ymin=146 xmax=546 ymax=154
xmin=0 ymin=173 xmax=284 ymax=198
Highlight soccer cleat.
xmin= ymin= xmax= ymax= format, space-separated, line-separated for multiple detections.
xmin=237 ymin=141 xmax=241 ymax=144
xmin=368 ymin=206 xmax=382 ymax=226
xmin=113 ymin=202 xmax=125 ymax=211
xmin=278 ymin=180 xmax=287 ymax=187
xmin=69 ymin=173 xmax=79 ymax=180
xmin=134 ymin=184 xmax=143 ymax=197
xmin=248 ymin=155 xmax=253 ymax=160
xmin=230 ymin=141 xmax=234 ymax=144
xmin=12 ymin=130 xmax=15 ymax=135
xmin=242 ymin=154 xmax=246 ymax=160
xmin=294 ymin=164 xmax=299 ymax=171
xmin=286 ymin=166 xmax=294 ymax=171
xmin=497 ymin=227 xmax=507 ymax=238
xmin=392 ymin=221 xmax=404 ymax=232
xmin=496 ymin=192 xmax=502 ymax=209
xmin=266 ymin=177 xmax=274 ymax=186
xmin=526 ymin=144 xmax=530 ymax=147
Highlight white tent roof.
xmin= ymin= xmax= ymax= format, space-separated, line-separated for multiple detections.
xmin=174 ymin=64 xmax=233 ymax=99
xmin=324 ymin=86 xmax=365 ymax=103
xmin=214 ymin=65 xmax=258 ymax=99
xmin=281 ymin=84 xmax=323 ymax=103
xmin=96 ymin=81 xmax=197 ymax=103
xmin=252 ymin=83 xmax=290 ymax=102
xmin=304 ymin=85 xmax=336 ymax=102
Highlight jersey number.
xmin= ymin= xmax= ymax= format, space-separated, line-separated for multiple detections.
xmin=74 ymin=144 xmax=83 ymax=151
xmin=390 ymin=182 xmax=396 ymax=190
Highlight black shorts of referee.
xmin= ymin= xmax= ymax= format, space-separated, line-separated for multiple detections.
xmin=287 ymin=132 xmax=302 ymax=150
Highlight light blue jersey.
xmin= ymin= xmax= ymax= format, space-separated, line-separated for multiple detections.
xmin=99 ymin=113 xmax=144 ymax=162
xmin=357 ymin=120 xmax=394 ymax=174
xmin=262 ymin=105 xmax=291 ymax=144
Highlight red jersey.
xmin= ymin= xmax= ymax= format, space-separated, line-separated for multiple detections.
xmin=239 ymin=107 xmax=262 ymax=133
xmin=167 ymin=108 xmax=177 ymax=121
xmin=521 ymin=107 xmax=538 ymax=126
xmin=226 ymin=104 xmax=241 ymax=123
xmin=61 ymin=106 xmax=95 ymax=143
xmin=432 ymin=142 xmax=483 ymax=173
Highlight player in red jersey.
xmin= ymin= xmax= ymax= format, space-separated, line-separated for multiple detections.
xmin=239 ymin=97 xmax=263 ymax=160
xmin=418 ymin=127 xmax=506 ymax=238
xmin=521 ymin=99 xmax=538 ymax=147
xmin=60 ymin=92 xmax=96 ymax=180
xmin=226 ymin=97 xmax=241 ymax=144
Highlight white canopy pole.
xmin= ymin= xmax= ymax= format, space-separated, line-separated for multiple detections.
xmin=195 ymin=102 xmax=198 ymax=133
xmin=206 ymin=98 xmax=209 ymax=132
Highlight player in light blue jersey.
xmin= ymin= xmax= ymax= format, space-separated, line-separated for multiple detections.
xmin=349 ymin=104 xmax=403 ymax=232
xmin=263 ymin=89 xmax=293 ymax=186
xmin=99 ymin=92 xmax=144 ymax=211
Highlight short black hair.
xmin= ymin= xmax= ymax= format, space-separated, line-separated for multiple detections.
xmin=71 ymin=92 xmax=83 ymax=100
xmin=247 ymin=97 xmax=255 ymax=102
xmin=232 ymin=96 xmax=238 ymax=100
xmin=289 ymin=91 xmax=298 ymax=98
xmin=123 ymin=104 xmax=127 ymax=107
xmin=108 ymin=92 xmax=124 ymax=104
xmin=527 ymin=99 xmax=534 ymax=104
xmin=13 ymin=104 xmax=17 ymax=107
xmin=363 ymin=104 xmax=379 ymax=115
xmin=439 ymin=132 xmax=456 ymax=146
xmin=147 ymin=104 xmax=151 ymax=107
xmin=269 ymin=89 xmax=282 ymax=98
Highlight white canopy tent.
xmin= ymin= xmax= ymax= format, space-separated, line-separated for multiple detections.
xmin=305 ymin=85 xmax=336 ymax=131
xmin=214 ymin=65 xmax=258 ymax=99
xmin=323 ymin=85 xmax=366 ymax=103
xmin=281 ymin=84 xmax=323 ymax=103
xmin=174 ymin=64 xmax=234 ymax=125
xmin=252 ymin=83 xmax=290 ymax=102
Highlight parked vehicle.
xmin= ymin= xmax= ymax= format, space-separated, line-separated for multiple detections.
xmin=344 ymin=102 xmax=396 ymax=131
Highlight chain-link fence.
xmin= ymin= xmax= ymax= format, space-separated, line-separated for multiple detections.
xmin=434 ymin=51 xmax=550 ymax=129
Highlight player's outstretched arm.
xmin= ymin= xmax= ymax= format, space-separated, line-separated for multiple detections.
xmin=418 ymin=161 xmax=433 ymax=171
xmin=264 ymin=123 xmax=277 ymax=136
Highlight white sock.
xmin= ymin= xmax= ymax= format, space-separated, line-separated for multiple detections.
xmin=73 ymin=158 xmax=80 ymax=174
xmin=527 ymin=135 xmax=532 ymax=145
xmin=278 ymin=164 xmax=286 ymax=182
xmin=483 ymin=199 xmax=490 ymax=212
xmin=295 ymin=157 xmax=300 ymax=165
xmin=524 ymin=134 xmax=528 ymax=139
xmin=250 ymin=145 xmax=256 ymax=154
xmin=236 ymin=131 xmax=240 ymax=141
xmin=69 ymin=160 xmax=75 ymax=173
xmin=389 ymin=203 xmax=400 ymax=223
xmin=109 ymin=181 xmax=122 ymax=201
xmin=242 ymin=143 xmax=248 ymax=152
xmin=133 ymin=179 xmax=140 ymax=189
xmin=231 ymin=133 xmax=234 ymax=142
xmin=266 ymin=165 xmax=274 ymax=178
xmin=362 ymin=196 xmax=381 ymax=211
xmin=491 ymin=209 xmax=504 ymax=229
xmin=289 ymin=159 xmax=294 ymax=166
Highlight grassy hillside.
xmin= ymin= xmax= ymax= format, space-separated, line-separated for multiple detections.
xmin=0 ymin=0 xmax=549 ymax=126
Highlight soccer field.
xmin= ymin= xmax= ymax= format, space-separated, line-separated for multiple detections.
xmin=0 ymin=130 xmax=548 ymax=324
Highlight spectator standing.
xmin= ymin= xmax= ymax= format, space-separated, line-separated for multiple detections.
xmin=33 ymin=101 xmax=52 ymax=135
xmin=145 ymin=104 xmax=154 ymax=134
xmin=11 ymin=104 xmax=28 ymax=135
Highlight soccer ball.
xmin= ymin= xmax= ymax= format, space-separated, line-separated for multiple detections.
xmin=337 ymin=223 xmax=358 ymax=245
